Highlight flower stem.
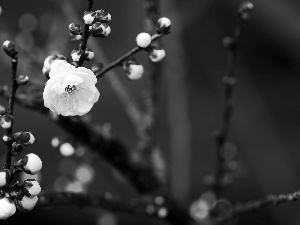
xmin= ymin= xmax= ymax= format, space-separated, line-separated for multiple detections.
xmin=75 ymin=0 xmax=93 ymax=67
xmin=4 ymin=56 xmax=19 ymax=170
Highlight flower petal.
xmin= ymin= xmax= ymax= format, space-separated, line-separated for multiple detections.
xmin=49 ymin=61 xmax=75 ymax=79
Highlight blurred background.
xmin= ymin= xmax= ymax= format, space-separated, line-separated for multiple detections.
xmin=1 ymin=0 xmax=300 ymax=224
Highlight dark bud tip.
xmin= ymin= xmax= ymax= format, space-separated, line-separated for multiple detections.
xmin=11 ymin=142 xmax=23 ymax=156
xmin=17 ymin=75 xmax=30 ymax=85
xmin=69 ymin=23 xmax=83 ymax=35
xmin=2 ymin=40 xmax=18 ymax=58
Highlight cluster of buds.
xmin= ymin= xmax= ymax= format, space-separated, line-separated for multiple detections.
xmin=83 ymin=9 xmax=111 ymax=38
xmin=0 ymin=153 xmax=42 ymax=219
xmin=123 ymin=17 xmax=170 ymax=80
xmin=238 ymin=2 xmax=254 ymax=20
xmin=71 ymin=48 xmax=94 ymax=62
xmin=2 ymin=131 xmax=35 ymax=156
xmin=42 ymin=55 xmax=68 ymax=79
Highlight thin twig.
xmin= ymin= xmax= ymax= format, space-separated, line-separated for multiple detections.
xmin=213 ymin=3 xmax=253 ymax=198
xmin=95 ymin=33 xmax=163 ymax=78
xmin=4 ymin=56 xmax=19 ymax=170
xmin=218 ymin=189 xmax=300 ymax=224
xmin=75 ymin=0 xmax=93 ymax=67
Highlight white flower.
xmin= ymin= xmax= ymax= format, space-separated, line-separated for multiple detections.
xmin=136 ymin=33 xmax=152 ymax=48
xmin=0 ymin=197 xmax=16 ymax=219
xmin=43 ymin=60 xmax=100 ymax=116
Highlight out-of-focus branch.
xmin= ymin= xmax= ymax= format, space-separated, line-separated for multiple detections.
xmin=38 ymin=191 xmax=153 ymax=215
xmin=218 ymin=189 xmax=300 ymax=224
xmin=213 ymin=2 xmax=254 ymax=198
xmin=137 ymin=0 xmax=162 ymax=155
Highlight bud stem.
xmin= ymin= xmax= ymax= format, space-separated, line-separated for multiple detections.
xmin=4 ymin=56 xmax=19 ymax=170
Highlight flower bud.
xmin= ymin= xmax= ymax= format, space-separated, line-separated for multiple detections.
xmin=17 ymin=75 xmax=29 ymax=85
xmin=85 ymin=48 xmax=94 ymax=61
xmin=18 ymin=132 xmax=35 ymax=146
xmin=149 ymin=48 xmax=166 ymax=62
xmin=15 ymin=195 xmax=38 ymax=212
xmin=83 ymin=11 xmax=96 ymax=25
xmin=69 ymin=23 xmax=82 ymax=35
xmin=0 ymin=105 xmax=6 ymax=115
xmin=136 ymin=32 xmax=152 ymax=48
xmin=0 ymin=169 xmax=10 ymax=187
xmin=43 ymin=55 xmax=57 ymax=71
xmin=0 ymin=114 xmax=13 ymax=129
xmin=11 ymin=142 xmax=23 ymax=156
xmin=71 ymin=50 xmax=84 ymax=62
xmin=123 ymin=60 xmax=144 ymax=80
xmin=0 ymin=197 xmax=16 ymax=219
xmin=91 ymin=62 xmax=104 ymax=73
xmin=2 ymin=134 xmax=13 ymax=145
xmin=2 ymin=40 xmax=18 ymax=58
xmin=22 ymin=179 xmax=41 ymax=197
xmin=91 ymin=22 xmax=111 ymax=37
xmin=95 ymin=9 xmax=111 ymax=22
xmin=157 ymin=17 xmax=171 ymax=34
xmin=22 ymin=153 xmax=42 ymax=175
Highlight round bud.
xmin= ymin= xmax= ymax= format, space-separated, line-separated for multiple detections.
xmin=2 ymin=134 xmax=13 ymax=145
xmin=17 ymin=75 xmax=30 ymax=85
xmin=0 ymin=114 xmax=13 ymax=129
xmin=91 ymin=62 xmax=104 ymax=73
xmin=0 ymin=105 xmax=6 ymax=115
xmin=2 ymin=40 xmax=18 ymax=58
xmin=11 ymin=142 xmax=23 ymax=156
xmin=15 ymin=195 xmax=38 ymax=212
xmin=149 ymin=48 xmax=166 ymax=62
xmin=136 ymin=33 xmax=152 ymax=48
xmin=0 ymin=197 xmax=16 ymax=219
xmin=71 ymin=50 xmax=83 ymax=62
xmin=157 ymin=17 xmax=171 ymax=33
xmin=85 ymin=49 xmax=94 ymax=61
xmin=0 ymin=169 xmax=10 ymax=187
xmin=22 ymin=153 xmax=42 ymax=175
xmin=83 ymin=11 xmax=96 ymax=25
xmin=91 ymin=22 xmax=109 ymax=37
xmin=19 ymin=132 xmax=35 ymax=146
xmin=69 ymin=23 xmax=82 ymax=35
xmin=22 ymin=179 xmax=41 ymax=197
xmin=43 ymin=55 xmax=57 ymax=71
xmin=95 ymin=9 xmax=111 ymax=22
xmin=125 ymin=64 xmax=144 ymax=80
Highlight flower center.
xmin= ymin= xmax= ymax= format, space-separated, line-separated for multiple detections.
xmin=65 ymin=85 xmax=77 ymax=94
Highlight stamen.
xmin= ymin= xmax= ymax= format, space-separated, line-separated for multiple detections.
xmin=65 ymin=85 xmax=77 ymax=94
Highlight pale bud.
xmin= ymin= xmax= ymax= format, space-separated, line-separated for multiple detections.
xmin=83 ymin=11 xmax=96 ymax=25
xmin=22 ymin=179 xmax=41 ymax=197
xmin=0 ymin=197 xmax=16 ymax=219
xmin=149 ymin=48 xmax=166 ymax=62
xmin=0 ymin=114 xmax=13 ymax=129
xmin=22 ymin=153 xmax=42 ymax=175
xmin=157 ymin=17 xmax=171 ymax=34
xmin=15 ymin=195 xmax=38 ymax=212
xmin=0 ymin=169 xmax=10 ymax=187
xmin=136 ymin=32 xmax=152 ymax=48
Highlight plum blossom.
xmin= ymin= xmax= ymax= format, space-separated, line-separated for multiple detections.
xmin=43 ymin=60 xmax=100 ymax=116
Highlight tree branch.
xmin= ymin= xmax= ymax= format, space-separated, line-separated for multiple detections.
xmin=213 ymin=2 xmax=253 ymax=198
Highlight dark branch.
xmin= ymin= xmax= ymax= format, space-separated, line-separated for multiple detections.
xmin=4 ymin=56 xmax=19 ymax=170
